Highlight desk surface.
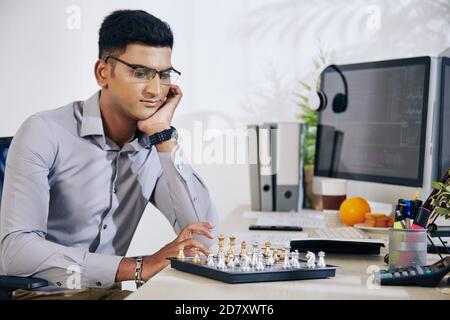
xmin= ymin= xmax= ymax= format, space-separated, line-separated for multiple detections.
xmin=127 ymin=211 xmax=450 ymax=300
xmin=128 ymin=253 xmax=450 ymax=300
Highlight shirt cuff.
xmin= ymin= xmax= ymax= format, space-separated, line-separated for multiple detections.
xmin=82 ymin=253 xmax=124 ymax=288
xmin=157 ymin=146 xmax=193 ymax=182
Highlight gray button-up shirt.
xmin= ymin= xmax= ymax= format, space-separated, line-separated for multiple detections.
xmin=0 ymin=91 xmax=219 ymax=290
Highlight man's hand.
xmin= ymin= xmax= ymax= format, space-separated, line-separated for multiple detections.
xmin=115 ymin=222 xmax=215 ymax=283
xmin=137 ymin=85 xmax=182 ymax=136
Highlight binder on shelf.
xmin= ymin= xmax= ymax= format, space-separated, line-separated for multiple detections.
xmin=258 ymin=124 xmax=277 ymax=211
xmin=275 ymin=122 xmax=305 ymax=212
xmin=247 ymin=124 xmax=261 ymax=211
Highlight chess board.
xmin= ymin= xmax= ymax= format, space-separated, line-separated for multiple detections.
xmin=168 ymin=257 xmax=337 ymax=284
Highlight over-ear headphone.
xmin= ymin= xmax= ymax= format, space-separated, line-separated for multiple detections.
xmin=308 ymin=64 xmax=348 ymax=113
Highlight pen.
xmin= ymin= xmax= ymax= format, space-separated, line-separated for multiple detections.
xmin=394 ymin=200 xmax=406 ymax=229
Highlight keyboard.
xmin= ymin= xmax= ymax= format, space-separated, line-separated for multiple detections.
xmin=235 ymin=227 xmax=383 ymax=249
xmin=310 ymin=227 xmax=371 ymax=240
xmin=234 ymin=231 xmax=307 ymax=248
xmin=291 ymin=227 xmax=385 ymax=254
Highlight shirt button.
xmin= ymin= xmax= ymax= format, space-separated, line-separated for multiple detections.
xmin=103 ymin=224 xmax=107 ymax=230
xmin=193 ymin=197 xmax=197 ymax=202
xmin=96 ymin=281 xmax=102 ymax=287
xmin=177 ymin=164 xmax=183 ymax=170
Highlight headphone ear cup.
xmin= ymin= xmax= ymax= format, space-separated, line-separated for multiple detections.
xmin=332 ymin=93 xmax=347 ymax=113
xmin=309 ymin=91 xmax=327 ymax=112
xmin=317 ymin=91 xmax=327 ymax=112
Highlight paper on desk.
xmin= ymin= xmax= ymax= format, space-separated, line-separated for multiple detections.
xmin=244 ymin=210 xmax=328 ymax=229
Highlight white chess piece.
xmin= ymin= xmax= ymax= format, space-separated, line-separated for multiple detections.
xmin=306 ymin=251 xmax=316 ymax=268
xmin=240 ymin=254 xmax=251 ymax=272
xmin=251 ymin=243 xmax=259 ymax=267
xmin=256 ymin=253 xmax=265 ymax=271
xmin=217 ymin=252 xmax=226 ymax=270
xmin=227 ymin=253 xmax=235 ymax=269
xmin=206 ymin=253 xmax=215 ymax=268
xmin=266 ymin=250 xmax=275 ymax=267
xmin=233 ymin=254 xmax=240 ymax=266
xmin=317 ymin=251 xmax=326 ymax=268
xmin=282 ymin=247 xmax=291 ymax=269
xmin=291 ymin=250 xmax=300 ymax=269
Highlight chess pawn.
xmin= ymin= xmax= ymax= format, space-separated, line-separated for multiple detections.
xmin=266 ymin=250 xmax=275 ymax=267
xmin=206 ymin=252 xmax=215 ymax=268
xmin=177 ymin=246 xmax=185 ymax=261
xmin=273 ymin=248 xmax=280 ymax=263
xmin=227 ymin=253 xmax=235 ymax=269
xmin=282 ymin=247 xmax=291 ymax=269
xmin=233 ymin=254 xmax=240 ymax=266
xmin=192 ymin=248 xmax=201 ymax=264
xmin=280 ymin=248 xmax=286 ymax=260
xmin=291 ymin=250 xmax=300 ymax=269
xmin=317 ymin=251 xmax=326 ymax=268
xmin=217 ymin=252 xmax=226 ymax=270
xmin=251 ymin=244 xmax=259 ymax=267
xmin=239 ymin=241 xmax=247 ymax=258
xmin=217 ymin=234 xmax=225 ymax=255
xmin=228 ymin=236 xmax=236 ymax=256
xmin=263 ymin=242 xmax=271 ymax=257
xmin=240 ymin=254 xmax=251 ymax=272
xmin=255 ymin=253 xmax=265 ymax=271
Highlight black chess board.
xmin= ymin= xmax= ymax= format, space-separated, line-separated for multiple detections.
xmin=168 ymin=257 xmax=337 ymax=284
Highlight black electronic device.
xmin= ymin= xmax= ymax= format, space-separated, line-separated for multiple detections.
xmin=249 ymin=225 xmax=303 ymax=232
xmin=315 ymin=57 xmax=431 ymax=187
xmin=438 ymin=57 xmax=450 ymax=179
xmin=290 ymin=239 xmax=384 ymax=255
xmin=377 ymin=256 xmax=450 ymax=287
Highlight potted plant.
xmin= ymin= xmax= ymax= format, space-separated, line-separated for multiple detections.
xmin=429 ymin=169 xmax=450 ymax=220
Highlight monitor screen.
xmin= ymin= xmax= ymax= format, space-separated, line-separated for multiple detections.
xmin=0 ymin=137 xmax=13 ymax=206
xmin=315 ymin=57 xmax=430 ymax=187
xmin=438 ymin=57 xmax=450 ymax=179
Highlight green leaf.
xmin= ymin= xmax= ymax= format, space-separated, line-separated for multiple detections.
xmin=435 ymin=207 xmax=450 ymax=215
xmin=432 ymin=181 xmax=446 ymax=190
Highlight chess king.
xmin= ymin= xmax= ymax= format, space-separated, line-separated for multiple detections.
xmin=0 ymin=9 xmax=219 ymax=300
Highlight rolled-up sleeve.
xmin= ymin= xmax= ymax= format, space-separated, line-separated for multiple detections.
xmin=151 ymin=146 xmax=220 ymax=248
xmin=0 ymin=116 xmax=123 ymax=289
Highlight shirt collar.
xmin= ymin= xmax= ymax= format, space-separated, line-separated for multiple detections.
xmin=80 ymin=91 xmax=152 ymax=152
xmin=80 ymin=91 xmax=104 ymax=138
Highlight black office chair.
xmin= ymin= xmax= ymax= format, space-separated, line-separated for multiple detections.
xmin=0 ymin=136 xmax=48 ymax=300
xmin=0 ymin=276 xmax=49 ymax=300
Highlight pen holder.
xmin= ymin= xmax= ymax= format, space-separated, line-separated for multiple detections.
xmin=388 ymin=228 xmax=427 ymax=270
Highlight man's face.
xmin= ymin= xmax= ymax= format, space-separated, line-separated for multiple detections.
xmin=104 ymin=44 xmax=173 ymax=121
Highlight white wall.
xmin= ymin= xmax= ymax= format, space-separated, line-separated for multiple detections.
xmin=1 ymin=0 xmax=449 ymax=260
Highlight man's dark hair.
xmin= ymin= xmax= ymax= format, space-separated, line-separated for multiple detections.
xmin=98 ymin=10 xmax=174 ymax=59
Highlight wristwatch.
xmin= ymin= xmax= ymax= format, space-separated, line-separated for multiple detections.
xmin=148 ymin=126 xmax=178 ymax=145
xmin=135 ymin=256 xmax=145 ymax=288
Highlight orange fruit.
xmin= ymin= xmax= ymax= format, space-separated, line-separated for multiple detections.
xmin=339 ymin=197 xmax=371 ymax=226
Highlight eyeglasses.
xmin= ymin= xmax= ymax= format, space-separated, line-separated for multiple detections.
xmin=104 ymin=55 xmax=181 ymax=85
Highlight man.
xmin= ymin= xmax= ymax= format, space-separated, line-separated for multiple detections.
xmin=0 ymin=9 xmax=219 ymax=300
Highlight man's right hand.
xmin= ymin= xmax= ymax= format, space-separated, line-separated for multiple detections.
xmin=115 ymin=222 xmax=215 ymax=283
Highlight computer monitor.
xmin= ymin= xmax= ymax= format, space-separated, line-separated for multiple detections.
xmin=0 ymin=137 xmax=13 ymax=207
xmin=438 ymin=57 xmax=450 ymax=179
xmin=314 ymin=56 xmax=441 ymax=203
